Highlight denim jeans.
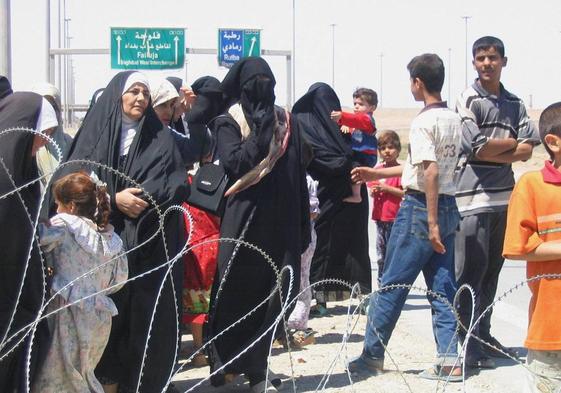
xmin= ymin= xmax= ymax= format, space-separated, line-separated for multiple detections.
xmin=363 ymin=193 xmax=460 ymax=366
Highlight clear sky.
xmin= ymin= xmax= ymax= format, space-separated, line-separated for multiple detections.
xmin=9 ymin=0 xmax=561 ymax=110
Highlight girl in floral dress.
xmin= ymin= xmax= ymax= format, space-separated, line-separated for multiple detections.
xmin=32 ymin=172 xmax=128 ymax=393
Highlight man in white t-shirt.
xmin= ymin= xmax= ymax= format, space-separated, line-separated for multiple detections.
xmin=349 ymin=53 xmax=463 ymax=381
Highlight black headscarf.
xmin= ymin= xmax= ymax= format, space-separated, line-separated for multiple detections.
xmin=0 ymin=76 xmax=12 ymax=100
xmin=186 ymin=76 xmax=226 ymax=125
xmin=0 ymin=92 xmax=50 ymax=390
xmin=166 ymin=76 xmax=186 ymax=134
xmin=292 ymin=82 xmax=352 ymax=175
xmin=220 ymin=57 xmax=276 ymax=132
xmin=293 ymin=84 xmax=371 ymax=294
xmin=64 ymin=71 xmax=186 ymax=203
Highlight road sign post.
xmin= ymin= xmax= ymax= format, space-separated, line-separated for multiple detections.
xmin=218 ymin=28 xmax=261 ymax=68
xmin=110 ymin=27 xmax=185 ymax=70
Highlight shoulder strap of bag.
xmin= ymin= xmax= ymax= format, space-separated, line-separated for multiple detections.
xmin=199 ymin=114 xmax=235 ymax=164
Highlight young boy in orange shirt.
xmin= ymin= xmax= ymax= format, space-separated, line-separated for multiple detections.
xmin=503 ymin=102 xmax=561 ymax=392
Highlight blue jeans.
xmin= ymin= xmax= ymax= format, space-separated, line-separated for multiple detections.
xmin=363 ymin=193 xmax=460 ymax=366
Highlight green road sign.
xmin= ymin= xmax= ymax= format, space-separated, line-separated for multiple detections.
xmin=243 ymin=30 xmax=260 ymax=57
xmin=218 ymin=29 xmax=261 ymax=68
xmin=111 ymin=27 xmax=185 ymax=70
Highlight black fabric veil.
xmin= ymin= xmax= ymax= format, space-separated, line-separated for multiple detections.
xmin=206 ymin=58 xmax=309 ymax=383
xmin=220 ymin=57 xmax=276 ymax=133
xmin=184 ymin=76 xmax=228 ymax=159
xmin=0 ymin=92 xmax=50 ymax=391
xmin=187 ymin=76 xmax=226 ymax=125
xmin=292 ymin=82 xmax=371 ymax=294
xmin=0 ymin=76 xmax=13 ymax=100
xmin=292 ymin=82 xmax=353 ymax=219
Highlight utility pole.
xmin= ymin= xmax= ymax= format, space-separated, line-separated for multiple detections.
xmin=379 ymin=52 xmax=384 ymax=107
xmin=448 ymin=48 xmax=452 ymax=102
xmin=46 ymin=0 xmax=51 ymax=82
xmin=461 ymin=16 xmax=472 ymax=88
xmin=292 ymin=0 xmax=296 ymax=105
xmin=329 ymin=23 xmax=336 ymax=89
xmin=0 ymin=0 xmax=11 ymax=80
xmin=58 ymin=0 xmax=61 ymax=88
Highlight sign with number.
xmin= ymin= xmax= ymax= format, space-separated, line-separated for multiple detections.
xmin=110 ymin=27 xmax=185 ymax=70
xmin=218 ymin=29 xmax=261 ymax=68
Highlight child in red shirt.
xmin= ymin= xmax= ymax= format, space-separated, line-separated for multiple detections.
xmin=503 ymin=102 xmax=561 ymax=392
xmin=331 ymin=87 xmax=378 ymax=203
xmin=368 ymin=130 xmax=404 ymax=285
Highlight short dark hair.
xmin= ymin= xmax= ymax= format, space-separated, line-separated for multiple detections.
xmin=539 ymin=102 xmax=561 ymax=159
xmin=377 ymin=130 xmax=401 ymax=152
xmin=472 ymin=36 xmax=505 ymax=58
xmin=407 ymin=54 xmax=444 ymax=94
xmin=353 ymin=88 xmax=378 ymax=107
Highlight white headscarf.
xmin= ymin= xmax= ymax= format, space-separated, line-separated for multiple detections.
xmin=31 ymin=83 xmax=61 ymax=112
xmin=122 ymin=72 xmax=150 ymax=95
xmin=119 ymin=73 xmax=149 ymax=156
xmin=36 ymin=98 xmax=59 ymax=132
xmin=150 ymin=79 xmax=179 ymax=108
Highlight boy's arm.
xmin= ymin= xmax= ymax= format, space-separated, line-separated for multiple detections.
xmin=476 ymin=141 xmax=533 ymax=163
xmin=423 ymin=160 xmax=445 ymax=254
xmin=502 ymin=176 xmax=556 ymax=261
xmin=484 ymin=107 xmax=540 ymax=164
xmin=338 ymin=112 xmax=376 ymax=134
xmin=379 ymin=183 xmax=405 ymax=198
xmin=506 ymin=240 xmax=561 ymax=261
xmin=351 ymin=165 xmax=403 ymax=183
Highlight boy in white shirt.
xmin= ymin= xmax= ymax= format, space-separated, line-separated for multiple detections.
xmin=349 ymin=53 xmax=463 ymax=381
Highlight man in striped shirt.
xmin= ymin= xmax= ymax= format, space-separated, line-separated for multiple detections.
xmin=454 ymin=36 xmax=540 ymax=368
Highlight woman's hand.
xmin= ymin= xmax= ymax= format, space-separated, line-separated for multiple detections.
xmin=115 ymin=188 xmax=149 ymax=218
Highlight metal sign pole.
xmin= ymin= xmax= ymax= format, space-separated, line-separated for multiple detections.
xmin=49 ymin=47 xmax=293 ymax=110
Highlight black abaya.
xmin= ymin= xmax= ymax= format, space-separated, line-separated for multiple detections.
xmin=59 ymin=71 xmax=188 ymax=392
xmin=292 ymin=83 xmax=371 ymax=294
xmin=206 ymin=58 xmax=309 ymax=385
xmin=0 ymin=92 xmax=50 ymax=392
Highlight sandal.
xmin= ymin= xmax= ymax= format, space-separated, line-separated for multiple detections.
xmin=190 ymin=352 xmax=208 ymax=367
xmin=289 ymin=328 xmax=316 ymax=348
xmin=310 ymin=303 xmax=328 ymax=317
xmin=419 ymin=366 xmax=463 ymax=383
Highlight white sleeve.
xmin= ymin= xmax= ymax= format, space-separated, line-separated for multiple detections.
xmin=36 ymin=98 xmax=59 ymax=132
xmin=409 ymin=125 xmax=436 ymax=165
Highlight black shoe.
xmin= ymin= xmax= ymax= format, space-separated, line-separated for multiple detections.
xmin=347 ymin=355 xmax=383 ymax=375
xmin=465 ymin=355 xmax=495 ymax=369
xmin=481 ymin=336 xmax=519 ymax=359
xmin=166 ymin=383 xmax=181 ymax=393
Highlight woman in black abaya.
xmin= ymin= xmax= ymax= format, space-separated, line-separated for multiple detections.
xmin=0 ymin=91 xmax=58 ymax=392
xmin=291 ymin=83 xmax=371 ymax=306
xmin=58 ymin=71 xmax=188 ymax=393
xmin=206 ymin=58 xmax=309 ymax=393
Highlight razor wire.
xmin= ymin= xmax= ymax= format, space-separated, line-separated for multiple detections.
xmin=0 ymin=126 xmax=559 ymax=393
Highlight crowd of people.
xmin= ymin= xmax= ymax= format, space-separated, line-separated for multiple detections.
xmin=0 ymin=34 xmax=559 ymax=393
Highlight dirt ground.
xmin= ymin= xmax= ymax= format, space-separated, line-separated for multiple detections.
xmin=171 ymin=107 xmax=542 ymax=392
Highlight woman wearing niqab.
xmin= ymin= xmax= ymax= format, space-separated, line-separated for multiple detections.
xmin=0 ymin=90 xmax=58 ymax=392
xmin=206 ymin=58 xmax=309 ymax=393
xmin=58 ymin=71 xmax=188 ymax=393
xmin=291 ymin=83 xmax=372 ymax=302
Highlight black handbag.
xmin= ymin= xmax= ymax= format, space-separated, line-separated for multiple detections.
xmin=186 ymin=115 xmax=230 ymax=216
